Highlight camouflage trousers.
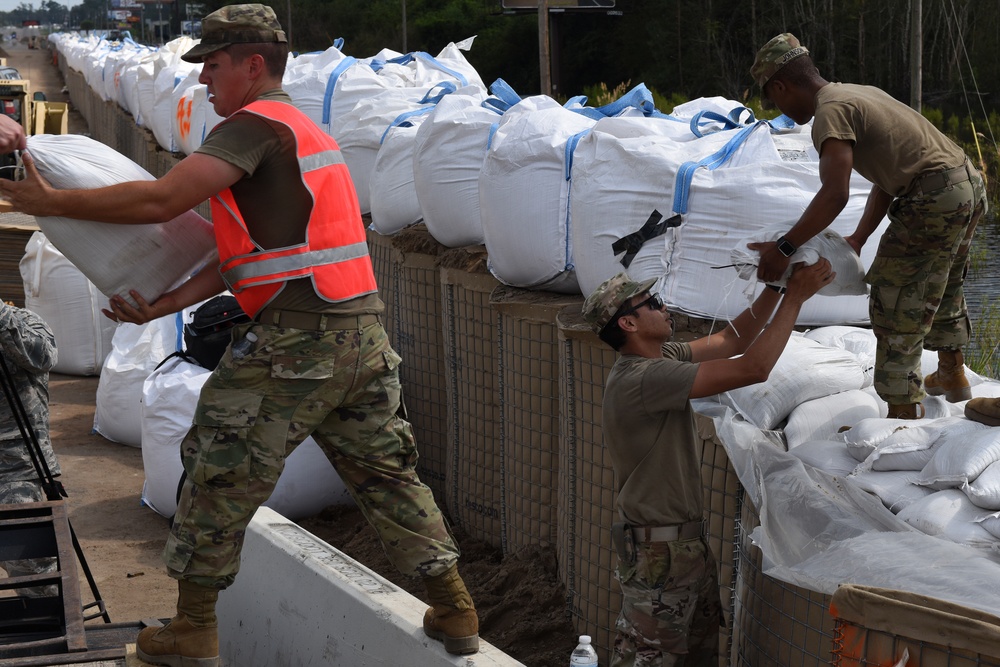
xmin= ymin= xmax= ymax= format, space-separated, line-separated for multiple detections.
xmin=867 ymin=166 xmax=987 ymax=404
xmin=0 ymin=480 xmax=58 ymax=597
xmin=611 ymin=537 xmax=721 ymax=667
xmin=165 ymin=317 xmax=460 ymax=590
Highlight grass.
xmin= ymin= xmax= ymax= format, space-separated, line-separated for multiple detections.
xmin=968 ymin=298 xmax=1000 ymax=378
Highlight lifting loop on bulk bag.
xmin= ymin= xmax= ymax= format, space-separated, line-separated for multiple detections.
xmin=321 ymin=55 xmax=357 ymax=126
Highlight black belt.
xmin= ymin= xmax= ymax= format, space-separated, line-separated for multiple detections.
xmin=631 ymin=520 xmax=705 ymax=543
xmin=907 ymin=160 xmax=974 ymax=197
xmin=256 ymin=307 xmax=379 ymax=331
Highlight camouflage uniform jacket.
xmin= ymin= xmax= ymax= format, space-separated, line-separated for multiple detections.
xmin=0 ymin=303 xmax=60 ymax=482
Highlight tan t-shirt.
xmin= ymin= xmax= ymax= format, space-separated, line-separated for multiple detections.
xmin=601 ymin=342 xmax=702 ymax=526
xmin=812 ymin=83 xmax=966 ymax=197
xmin=195 ymin=90 xmax=382 ymax=315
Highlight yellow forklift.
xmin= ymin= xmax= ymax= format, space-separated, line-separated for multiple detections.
xmin=0 ymin=65 xmax=69 ymax=137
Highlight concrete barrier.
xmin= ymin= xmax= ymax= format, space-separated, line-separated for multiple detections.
xmin=218 ymin=506 xmax=524 ymax=667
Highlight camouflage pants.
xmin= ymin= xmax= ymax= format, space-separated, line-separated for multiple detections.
xmin=0 ymin=480 xmax=58 ymax=597
xmin=165 ymin=318 xmax=460 ymax=590
xmin=867 ymin=167 xmax=987 ymax=404
xmin=611 ymin=537 xmax=721 ymax=667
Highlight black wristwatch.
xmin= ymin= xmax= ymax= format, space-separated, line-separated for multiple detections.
xmin=775 ymin=235 xmax=797 ymax=257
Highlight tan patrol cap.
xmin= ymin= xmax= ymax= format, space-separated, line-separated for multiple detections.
xmin=750 ymin=32 xmax=810 ymax=99
xmin=181 ymin=3 xmax=287 ymax=63
xmin=582 ymin=272 xmax=657 ymax=334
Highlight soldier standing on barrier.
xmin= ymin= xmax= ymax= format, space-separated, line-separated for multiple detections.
xmin=0 ymin=5 xmax=478 ymax=665
xmin=0 ymin=300 xmax=60 ymax=598
xmin=582 ymin=262 xmax=832 ymax=666
xmin=748 ymin=33 xmax=988 ymax=423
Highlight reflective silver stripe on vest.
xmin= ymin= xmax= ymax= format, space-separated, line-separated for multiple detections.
xmin=221 ymin=241 xmax=370 ymax=286
xmin=299 ymin=149 xmax=344 ymax=173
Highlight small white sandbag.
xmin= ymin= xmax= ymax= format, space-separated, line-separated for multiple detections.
xmin=917 ymin=427 xmax=1000 ymax=491
xmin=847 ymin=469 xmax=933 ymax=514
xmin=720 ymin=335 xmax=866 ymax=430
xmin=731 ymin=226 xmax=867 ymax=296
xmin=804 ymin=325 xmax=876 ymax=387
xmin=963 ymin=460 xmax=1000 ymax=510
xmin=895 ymin=489 xmax=998 ymax=547
xmin=861 ymin=416 xmax=989 ymax=472
xmin=979 ymin=512 xmax=1000 ymax=539
xmin=23 ymin=134 xmax=217 ymax=309
xmin=787 ymin=439 xmax=860 ymax=477
xmin=784 ymin=389 xmax=881 ymax=449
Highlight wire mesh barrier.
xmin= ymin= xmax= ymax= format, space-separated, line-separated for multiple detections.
xmin=440 ymin=254 xmax=503 ymax=547
xmin=829 ymin=584 xmax=1000 ymax=667
xmin=365 ymin=225 xmax=398 ymax=346
xmin=389 ymin=227 xmax=449 ymax=506
xmin=493 ymin=286 xmax=583 ymax=556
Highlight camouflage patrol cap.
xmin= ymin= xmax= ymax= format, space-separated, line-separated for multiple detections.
xmin=181 ymin=3 xmax=287 ymax=63
xmin=582 ymin=272 xmax=657 ymax=334
xmin=751 ymin=33 xmax=809 ymax=89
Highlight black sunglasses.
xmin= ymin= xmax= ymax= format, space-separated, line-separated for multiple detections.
xmin=617 ymin=293 xmax=663 ymax=319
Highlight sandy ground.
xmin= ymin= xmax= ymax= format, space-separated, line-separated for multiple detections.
xmin=6 ymin=39 xmax=580 ymax=666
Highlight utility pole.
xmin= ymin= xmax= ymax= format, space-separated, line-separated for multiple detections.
xmin=910 ymin=0 xmax=922 ymax=112
xmin=538 ymin=0 xmax=550 ymax=96
xmin=286 ymin=0 xmax=292 ymax=49
xmin=401 ymin=0 xmax=407 ymax=53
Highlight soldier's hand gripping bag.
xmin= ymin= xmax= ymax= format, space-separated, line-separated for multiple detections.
xmin=183 ymin=295 xmax=250 ymax=370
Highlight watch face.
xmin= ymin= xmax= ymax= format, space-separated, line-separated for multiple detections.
xmin=777 ymin=238 xmax=796 ymax=257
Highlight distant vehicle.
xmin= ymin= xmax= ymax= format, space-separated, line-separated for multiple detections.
xmin=0 ymin=66 xmax=24 ymax=123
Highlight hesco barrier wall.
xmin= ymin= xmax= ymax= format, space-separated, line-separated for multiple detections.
xmin=62 ymin=58 xmax=931 ymax=667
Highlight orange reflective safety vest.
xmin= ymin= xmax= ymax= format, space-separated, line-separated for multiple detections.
xmin=212 ymin=99 xmax=377 ymax=318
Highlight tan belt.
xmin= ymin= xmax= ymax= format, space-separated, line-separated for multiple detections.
xmin=631 ymin=520 xmax=704 ymax=543
xmin=256 ymin=307 xmax=379 ymax=331
xmin=908 ymin=160 xmax=974 ymax=197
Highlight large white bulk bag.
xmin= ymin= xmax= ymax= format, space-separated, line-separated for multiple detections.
xmin=119 ymin=50 xmax=160 ymax=123
xmin=717 ymin=335 xmax=866 ymax=430
xmin=368 ymin=114 xmax=431 ymax=235
xmin=479 ymin=95 xmax=596 ymax=293
xmin=570 ymin=113 xmax=889 ymax=325
xmin=24 ymin=134 xmax=217 ymax=309
xmin=172 ymin=68 xmax=224 ymax=155
xmin=149 ymin=60 xmax=201 ymax=152
xmin=282 ymin=42 xmax=350 ymax=132
xmin=141 ymin=355 xmax=354 ymax=520
xmin=20 ymin=232 xmax=117 ymax=376
xmin=95 ymin=314 xmax=182 ymax=447
xmin=412 ymin=87 xmax=495 ymax=247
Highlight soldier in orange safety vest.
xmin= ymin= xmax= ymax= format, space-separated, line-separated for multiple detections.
xmin=0 ymin=5 xmax=479 ymax=666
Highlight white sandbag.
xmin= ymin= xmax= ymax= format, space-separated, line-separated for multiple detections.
xmin=917 ymin=427 xmax=1000 ymax=490
xmin=140 ymin=355 xmax=354 ymax=520
xmin=479 ymin=95 xmax=597 ymax=292
xmin=570 ymin=112 xmax=888 ymax=325
xmin=787 ymin=439 xmax=860 ymax=477
xmin=412 ymin=87 xmax=494 ymax=247
xmin=847 ymin=469 xmax=934 ymax=513
xmin=964 ymin=460 xmax=1000 ymax=510
xmin=20 ymin=232 xmax=117 ymax=376
xmin=895 ymin=489 xmax=998 ymax=547
xmin=860 ymin=416 xmax=989 ymax=472
xmin=731 ymin=225 xmax=867 ymax=296
xmin=784 ymin=389 xmax=881 ymax=449
xmin=861 ymin=385 xmax=889 ymax=417
xmin=24 ymin=134 xmax=218 ymax=309
xmin=368 ymin=118 xmax=428 ymax=235
xmin=172 ymin=68 xmax=224 ymax=155
xmin=95 ymin=314 xmax=182 ymax=447
xmin=805 ymin=325 xmax=876 ymax=387
xmin=719 ymin=335 xmax=866 ymax=430
xmin=979 ymin=512 xmax=1000 ymax=539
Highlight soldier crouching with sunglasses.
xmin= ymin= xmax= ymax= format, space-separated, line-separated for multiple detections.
xmin=581 ymin=260 xmax=834 ymax=666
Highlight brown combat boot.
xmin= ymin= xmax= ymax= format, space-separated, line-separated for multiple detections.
xmin=924 ymin=350 xmax=972 ymax=402
xmin=422 ymin=564 xmax=479 ymax=655
xmin=136 ymin=580 xmax=219 ymax=667
xmin=965 ymin=397 xmax=1000 ymax=426
xmin=887 ymin=402 xmax=925 ymax=420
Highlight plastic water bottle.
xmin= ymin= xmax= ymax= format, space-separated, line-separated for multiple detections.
xmin=570 ymin=634 xmax=599 ymax=667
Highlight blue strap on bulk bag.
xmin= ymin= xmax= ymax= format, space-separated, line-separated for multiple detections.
xmin=321 ymin=55 xmax=357 ymax=126
xmin=482 ymin=78 xmax=522 ymax=114
xmin=672 ymin=121 xmax=767 ymax=214
xmin=380 ymin=105 xmax=435 ymax=144
xmin=419 ymin=80 xmax=458 ymax=105
xmin=333 ymin=37 xmax=345 ymax=50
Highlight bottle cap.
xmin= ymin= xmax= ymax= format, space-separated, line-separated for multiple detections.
xmin=579 ymin=635 xmax=591 ymax=644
